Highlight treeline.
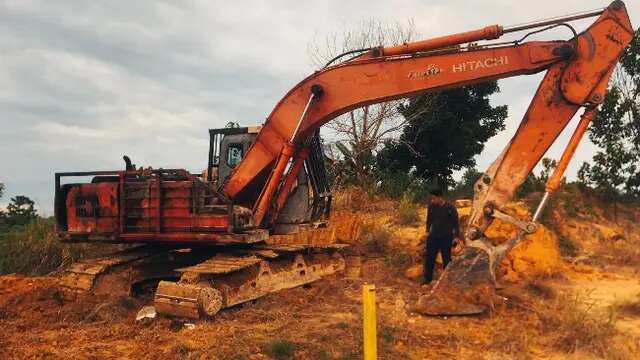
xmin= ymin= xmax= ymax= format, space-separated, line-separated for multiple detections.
xmin=0 ymin=183 xmax=38 ymax=232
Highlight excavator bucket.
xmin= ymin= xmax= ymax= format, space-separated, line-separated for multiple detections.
xmin=414 ymin=245 xmax=498 ymax=316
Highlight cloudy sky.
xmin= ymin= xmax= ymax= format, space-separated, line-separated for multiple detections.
xmin=1 ymin=0 xmax=637 ymax=215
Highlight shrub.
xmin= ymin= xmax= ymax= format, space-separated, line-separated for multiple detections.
xmin=376 ymin=171 xmax=412 ymax=199
xmin=384 ymin=250 xmax=411 ymax=269
xmin=379 ymin=326 xmax=395 ymax=343
xmin=265 ymin=339 xmax=296 ymax=359
xmin=359 ymin=223 xmax=392 ymax=255
xmin=396 ymin=193 xmax=420 ymax=225
xmin=558 ymin=236 xmax=579 ymax=258
xmin=0 ymin=217 xmax=106 ymax=275
xmin=0 ymin=217 xmax=110 ymax=275
xmin=333 ymin=186 xmax=375 ymax=211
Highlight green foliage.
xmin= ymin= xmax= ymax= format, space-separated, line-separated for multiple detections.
xmin=516 ymin=157 xmax=557 ymax=198
xmin=375 ymin=170 xmax=432 ymax=202
xmin=329 ymin=141 xmax=377 ymax=188
xmin=376 ymin=170 xmax=413 ymax=199
xmin=376 ymin=81 xmax=507 ymax=192
xmin=580 ymin=29 xmax=640 ymax=201
xmin=264 ymin=339 xmax=296 ymax=359
xmin=450 ymin=167 xmax=483 ymax=199
xmin=396 ymin=193 xmax=420 ymax=225
xmin=3 ymin=195 xmax=37 ymax=228
xmin=0 ymin=217 xmax=94 ymax=275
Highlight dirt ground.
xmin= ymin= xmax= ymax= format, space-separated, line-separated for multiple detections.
xmin=1 ymin=198 xmax=640 ymax=359
xmin=1 ymin=259 xmax=639 ymax=359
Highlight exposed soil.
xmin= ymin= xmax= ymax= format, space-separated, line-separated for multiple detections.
xmin=1 ymin=198 xmax=640 ymax=359
xmin=1 ymin=260 xmax=639 ymax=359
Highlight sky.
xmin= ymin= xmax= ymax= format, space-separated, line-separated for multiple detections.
xmin=0 ymin=0 xmax=638 ymax=215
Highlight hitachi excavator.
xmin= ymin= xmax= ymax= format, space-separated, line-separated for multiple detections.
xmin=55 ymin=1 xmax=633 ymax=318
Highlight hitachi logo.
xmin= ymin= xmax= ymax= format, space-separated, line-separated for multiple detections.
xmin=452 ymin=56 xmax=509 ymax=73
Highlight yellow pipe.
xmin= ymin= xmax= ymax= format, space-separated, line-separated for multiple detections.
xmin=362 ymin=284 xmax=377 ymax=360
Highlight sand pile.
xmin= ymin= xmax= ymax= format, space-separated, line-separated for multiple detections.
xmin=483 ymin=202 xmax=564 ymax=281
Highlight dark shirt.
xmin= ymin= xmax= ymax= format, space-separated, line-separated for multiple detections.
xmin=426 ymin=202 xmax=460 ymax=239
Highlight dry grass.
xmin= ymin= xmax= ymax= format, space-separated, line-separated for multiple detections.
xmin=525 ymin=281 xmax=556 ymax=300
xmin=359 ymin=222 xmax=392 ymax=255
xmin=588 ymin=240 xmax=640 ymax=269
xmin=332 ymin=186 xmax=375 ymax=212
xmin=486 ymin=320 xmax=533 ymax=359
xmin=538 ymin=292 xmax=621 ymax=358
xmin=615 ymin=297 xmax=640 ymax=318
xmin=396 ymin=194 xmax=420 ymax=225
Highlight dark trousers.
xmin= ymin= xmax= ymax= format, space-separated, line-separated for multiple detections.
xmin=424 ymin=234 xmax=453 ymax=283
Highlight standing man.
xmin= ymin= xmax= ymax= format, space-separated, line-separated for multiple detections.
xmin=424 ymin=188 xmax=460 ymax=285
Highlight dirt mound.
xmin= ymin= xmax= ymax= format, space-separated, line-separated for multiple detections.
xmin=548 ymin=194 xmax=640 ymax=267
xmin=405 ymin=202 xmax=565 ymax=282
xmin=483 ymin=202 xmax=564 ymax=281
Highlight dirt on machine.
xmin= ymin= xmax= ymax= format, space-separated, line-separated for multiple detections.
xmin=54 ymin=1 xmax=633 ymax=318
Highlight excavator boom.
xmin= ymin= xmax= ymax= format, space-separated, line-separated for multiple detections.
xmin=221 ymin=1 xmax=633 ymax=314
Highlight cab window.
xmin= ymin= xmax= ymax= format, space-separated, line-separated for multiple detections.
xmin=227 ymin=143 xmax=243 ymax=167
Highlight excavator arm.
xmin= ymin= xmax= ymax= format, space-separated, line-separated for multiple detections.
xmin=222 ymin=1 xmax=634 ymax=314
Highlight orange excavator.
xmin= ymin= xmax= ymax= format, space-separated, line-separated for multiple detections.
xmin=55 ymin=1 xmax=633 ymax=317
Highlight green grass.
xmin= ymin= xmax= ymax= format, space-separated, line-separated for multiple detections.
xmin=264 ymin=339 xmax=296 ymax=359
xmin=0 ymin=217 xmax=99 ymax=275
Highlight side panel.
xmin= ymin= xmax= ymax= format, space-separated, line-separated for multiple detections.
xmin=66 ymin=183 xmax=119 ymax=233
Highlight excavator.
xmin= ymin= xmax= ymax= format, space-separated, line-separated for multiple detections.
xmin=54 ymin=1 xmax=634 ymax=318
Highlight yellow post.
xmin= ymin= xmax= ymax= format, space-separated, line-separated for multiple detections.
xmin=362 ymin=284 xmax=377 ymax=360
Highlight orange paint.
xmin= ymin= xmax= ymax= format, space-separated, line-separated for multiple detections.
xmin=223 ymin=1 xmax=634 ymax=222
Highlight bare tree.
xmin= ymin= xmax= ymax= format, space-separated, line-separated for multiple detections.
xmin=308 ymin=20 xmax=421 ymax=184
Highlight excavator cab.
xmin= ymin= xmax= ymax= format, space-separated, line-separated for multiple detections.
xmin=207 ymin=125 xmax=332 ymax=234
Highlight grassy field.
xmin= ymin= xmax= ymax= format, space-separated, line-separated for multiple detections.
xmin=0 ymin=218 xmax=104 ymax=276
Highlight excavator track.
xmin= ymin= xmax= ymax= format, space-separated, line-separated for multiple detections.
xmin=59 ymin=245 xmax=212 ymax=299
xmin=154 ymin=244 xmax=347 ymax=318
